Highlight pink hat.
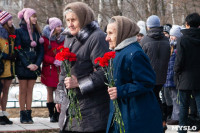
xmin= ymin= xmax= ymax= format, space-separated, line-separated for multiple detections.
xmin=18 ymin=8 xmax=43 ymax=47
xmin=48 ymin=17 xmax=62 ymax=38
xmin=0 ymin=10 xmax=12 ymax=25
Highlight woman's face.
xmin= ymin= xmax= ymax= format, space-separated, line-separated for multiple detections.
xmin=7 ymin=19 xmax=13 ymax=28
xmin=65 ymin=12 xmax=80 ymax=36
xmin=30 ymin=14 xmax=37 ymax=24
xmin=55 ymin=26 xmax=62 ymax=34
xmin=106 ymin=22 xmax=117 ymax=49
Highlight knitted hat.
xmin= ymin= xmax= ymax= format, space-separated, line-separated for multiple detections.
xmin=111 ymin=16 xmax=140 ymax=45
xmin=64 ymin=2 xmax=95 ymax=29
xmin=18 ymin=8 xmax=43 ymax=47
xmin=0 ymin=10 xmax=12 ymax=25
xmin=170 ymin=25 xmax=182 ymax=38
xmin=146 ymin=15 xmax=160 ymax=28
xmin=48 ymin=17 xmax=62 ymax=38
xmin=137 ymin=21 xmax=147 ymax=36
xmin=163 ymin=24 xmax=172 ymax=34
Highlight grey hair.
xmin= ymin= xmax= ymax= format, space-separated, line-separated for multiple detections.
xmin=108 ymin=18 xmax=116 ymax=24
xmin=63 ymin=9 xmax=74 ymax=18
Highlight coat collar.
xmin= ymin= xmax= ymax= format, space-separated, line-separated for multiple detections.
xmin=42 ymin=25 xmax=65 ymax=42
xmin=0 ymin=24 xmax=8 ymax=39
xmin=76 ymin=21 xmax=99 ymax=44
xmin=114 ymin=36 xmax=137 ymax=51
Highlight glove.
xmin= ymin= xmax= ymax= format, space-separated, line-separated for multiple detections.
xmin=53 ymin=60 xmax=62 ymax=67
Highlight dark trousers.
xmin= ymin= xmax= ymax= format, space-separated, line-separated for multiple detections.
xmin=178 ymin=90 xmax=200 ymax=133
xmin=153 ymin=85 xmax=165 ymax=121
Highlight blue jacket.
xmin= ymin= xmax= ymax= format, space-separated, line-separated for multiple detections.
xmin=15 ymin=21 xmax=44 ymax=78
xmin=106 ymin=37 xmax=163 ymax=133
xmin=163 ymin=48 xmax=176 ymax=88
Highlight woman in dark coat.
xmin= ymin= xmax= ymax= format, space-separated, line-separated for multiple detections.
xmin=105 ymin=16 xmax=163 ymax=133
xmin=41 ymin=17 xmax=65 ymax=122
xmin=55 ymin=2 xmax=110 ymax=133
xmin=15 ymin=8 xmax=44 ymax=124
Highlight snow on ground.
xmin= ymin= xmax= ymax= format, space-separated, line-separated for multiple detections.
xmin=7 ymin=83 xmax=48 ymax=108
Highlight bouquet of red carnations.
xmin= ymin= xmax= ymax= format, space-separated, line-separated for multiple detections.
xmin=55 ymin=46 xmax=82 ymax=129
xmin=94 ymin=51 xmax=125 ymax=133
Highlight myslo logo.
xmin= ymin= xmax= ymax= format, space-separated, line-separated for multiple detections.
xmin=171 ymin=126 xmax=197 ymax=131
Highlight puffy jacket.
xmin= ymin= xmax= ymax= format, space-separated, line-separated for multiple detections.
xmin=140 ymin=27 xmax=170 ymax=85
xmin=41 ymin=25 xmax=65 ymax=87
xmin=15 ymin=21 xmax=44 ymax=79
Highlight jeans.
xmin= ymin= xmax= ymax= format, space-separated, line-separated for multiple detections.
xmin=178 ymin=90 xmax=200 ymax=133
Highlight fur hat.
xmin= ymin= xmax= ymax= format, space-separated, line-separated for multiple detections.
xmin=18 ymin=8 xmax=43 ymax=47
xmin=137 ymin=21 xmax=147 ymax=36
xmin=170 ymin=25 xmax=182 ymax=38
xmin=0 ymin=10 xmax=12 ymax=25
xmin=146 ymin=15 xmax=160 ymax=28
xmin=48 ymin=17 xmax=62 ymax=38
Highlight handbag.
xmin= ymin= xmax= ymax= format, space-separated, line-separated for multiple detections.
xmin=0 ymin=59 xmax=4 ymax=75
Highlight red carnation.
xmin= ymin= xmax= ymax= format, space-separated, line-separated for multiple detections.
xmin=14 ymin=46 xmax=18 ymax=50
xmin=57 ymin=46 xmax=64 ymax=50
xmin=18 ymin=45 xmax=21 ymax=50
xmin=94 ymin=57 xmax=102 ymax=64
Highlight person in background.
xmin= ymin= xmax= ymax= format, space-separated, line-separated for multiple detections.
xmin=174 ymin=13 xmax=200 ymax=133
xmin=163 ymin=25 xmax=182 ymax=125
xmin=140 ymin=15 xmax=170 ymax=132
xmin=105 ymin=16 xmax=162 ymax=133
xmin=163 ymin=24 xmax=172 ymax=38
xmin=0 ymin=10 xmax=15 ymax=125
xmin=41 ymin=17 xmax=65 ymax=123
xmin=55 ymin=2 xmax=110 ymax=133
xmin=162 ymin=23 xmax=173 ymax=123
xmin=137 ymin=20 xmax=146 ymax=43
xmin=15 ymin=8 xmax=44 ymax=124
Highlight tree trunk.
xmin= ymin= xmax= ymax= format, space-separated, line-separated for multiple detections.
xmin=171 ymin=0 xmax=175 ymax=25
xmin=98 ymin=0 xmax=104 ymax=27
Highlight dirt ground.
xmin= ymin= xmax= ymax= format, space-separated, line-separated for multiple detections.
xmin=7 ymin=107 xmax=49 ymax=118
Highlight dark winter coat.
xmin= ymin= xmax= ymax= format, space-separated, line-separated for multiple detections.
xmin=174 ymin=28 xmax=200 ymax=90
xmin=41 ymin=25 xmax=65 ymax=87
xmin=106 ymin=37 xmax=163 ymax=133
xmin=15 ymin=21 xmax=44 ymax=79
xmin=140 ymin=27 xmax=170 ymax=85
xmin=0 ymin=24 xmax=15 ymax=78
xmin=55 ymin=21 xmax=110 ymax=132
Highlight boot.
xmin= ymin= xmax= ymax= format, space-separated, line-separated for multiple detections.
xmin=2 ymin=111 xmax=13 ymax=124
xmin=167 ymin=105 xmax=173 ymax=120
xmin=54 ymin=106 xmax=60 ymax=122
xmin=47 ymin=102 xmax=57 ymax=122
xmin=0 ymin=116 xmax=6 ymax=125
xmin=20 ymin=110 xmax=28 ymax=124
xmin=26 ymin=110 xmax=34 ymax=124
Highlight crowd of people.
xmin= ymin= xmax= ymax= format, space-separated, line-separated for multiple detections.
xmin=0 ymin=1 xmax=200 ymax=133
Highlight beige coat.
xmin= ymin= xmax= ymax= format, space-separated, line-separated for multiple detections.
xmin=0 ymin=37 xmax=15 ymax=78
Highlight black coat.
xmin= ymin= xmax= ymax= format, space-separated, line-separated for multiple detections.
xmin=174 ymin=28 xmax=200 ymax=90
xmin=55 ymin=21 xmax=110 ymax=132
xmin=15 ymin=21 xmax=44 ymax=79
xmin=140 ymin=27 xmax=170 ymax=85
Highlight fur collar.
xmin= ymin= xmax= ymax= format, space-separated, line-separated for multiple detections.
xmin=0 ymin=24 xmax=8 ymax=39
xmin=114 ymin=36 xmax=137 ymax=51
xmin=76 ymin=21 xmax=99 ymax=44
xmin=42 ymin=25 xmax=65 ymax=42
